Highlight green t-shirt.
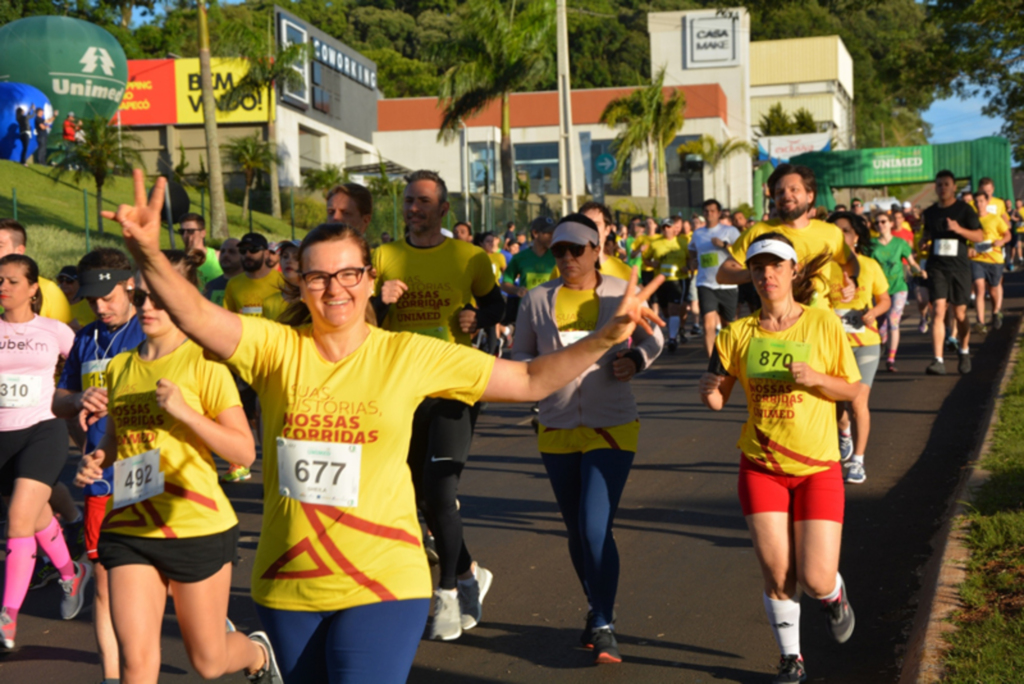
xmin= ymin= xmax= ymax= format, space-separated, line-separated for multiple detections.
xmin=870 ymin=238 xmax=912 ymax=294
xmin=197 ymin=246 xmax=223 ymax=289
xmin=502 ymin=247 xmax=557 ymax=291
xmin=624 ymin=236 xmax=643 ymax=268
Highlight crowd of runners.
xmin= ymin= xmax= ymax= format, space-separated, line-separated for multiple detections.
xmin=0 ymin=162 xmax=1020 ymax=684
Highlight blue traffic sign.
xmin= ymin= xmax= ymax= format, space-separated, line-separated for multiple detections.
xmin=595 ymin=153 xmax=617 ymax=175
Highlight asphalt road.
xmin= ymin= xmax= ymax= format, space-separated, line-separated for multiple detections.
xmin=3 ymin=273 xmax=1022 ymax=684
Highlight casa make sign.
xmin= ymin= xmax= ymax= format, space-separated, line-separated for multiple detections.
xmin=862 ymin=145 xmax=934 ymax=185
xmin=683 ymin=10 xmax=740 ymax=69
xmin=758 ymin=133 xmax=833 ymax=164
xmin=118 ymin=58 xmax=272 ymax=126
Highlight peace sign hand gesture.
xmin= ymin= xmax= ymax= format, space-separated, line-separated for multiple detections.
xmin=596 ymin=267 xmax=666 ymax=346
xmin=101 ymin=169 xmax=166 ymax=262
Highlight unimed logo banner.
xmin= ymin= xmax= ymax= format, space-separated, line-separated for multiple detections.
xmin=118 ymin=58 xmax=272 ymax=126
xmin=861 ymin=146 xmax=934 ymax=185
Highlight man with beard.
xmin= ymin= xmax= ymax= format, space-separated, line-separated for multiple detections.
xmin=717 ymin=164 xmax=853 ymax=308
xmin=203 ymin=237 xmax=242 ymax=306
xmin=223 ymin=233 xmax=285 ymax=318
xmin=373 ymin=170 xmax=504 ymax=642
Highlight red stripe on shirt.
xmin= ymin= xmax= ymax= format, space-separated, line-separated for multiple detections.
xmin=164 ymin=483 xmax=219 ymax=511
xmin=140 ymin=500 xmax=177 ymax=538
xmin=308 ymin=504 xmax=420 ymax=547
xmin=260 ymin=537 xmax=333 ymax=580
xmin=755 ymin=427 xmax=833 ymax=469
xmin=302 ymin=504 xmax=397 ymax=601
xmin=593 ymin=428 xmax=622 ymax=451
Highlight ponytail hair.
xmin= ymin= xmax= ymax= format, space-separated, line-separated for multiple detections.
xmin=748 ymin=233 xmax=831 ymax=306
xmin=278 ymin=223 xmax=377 ymax=327
xmin=827 ymin=211 xmax=873 ymax=258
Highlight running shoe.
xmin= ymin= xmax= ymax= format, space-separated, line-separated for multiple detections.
xmin=993 ymin=312 xmax=1004 ymax=330
xmin=667 ymin=338 xmax=678 ymax=353
xmin=958 ymin=352 xmax=972 ymax=375
xmin=945 ymin=335 xmax=958 ymax=351
xmin=925 ymin=359 xmax=947 ymax=375
xmin=247 ymin=631 xmax=283 ymax=684
xmin=424 ymin=532 xmax=440 ymax=566
xmin=591 ymin=627 xmax=622 ymax=664
xmin=838 ymin=433 xmax=854 ymax=462
xmin=0 ymin=607 xmax=15 ymax=651
xmin=972 ymin=322 xmax=988 ymax=335
xmin=226 ymin=617 xmax=237 ymax=632
xmin=918 ymin=319 xmax=929 ymax=334
xmin=822 ymin=579 xmax=855 ymax=643
xmin=773 ymin=654 xmax=807 ymax=683
xmin=221 ymin=464 xmax=252 ymax=483
xmin=844 ymin=460 xmax=866 ymax=484
xmin=886 ymin=361 xmax=898 ymax=373
xmin=690 ymin=324 xmax=703 ymax=336
xmin=458 ymin=566 xmax=494 ymax=630
xmin=59 ymin=560 xmax=94 ymax=620
xmin=427 ymin=589 xmax=463 ymax=641
xmin=29 ymin=556 xmax=60 ymax=590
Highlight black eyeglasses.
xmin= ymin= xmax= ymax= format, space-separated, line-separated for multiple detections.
xmin=238 ymin=246 xmax=264 ymax=255
xmin=131 ymin=289 xmax=151 ymax=308
xmin=57 ymin=276 xmax=77 ymax=284
xmin=551 ymin=243 xmax=589 ymax=259
xmin=176 ymin=228 xmax=202 ymax=237
xmin=300 ymin=266 xmax=371 ymax=291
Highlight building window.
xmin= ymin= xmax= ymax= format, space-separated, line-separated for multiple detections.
xmin=514 ymin=142 xmax=559 ymax=195
xmin=666 ymin=135 xmax=704 ymax=215
xmin=298 ymin=126 xmax=323 ymax=171
xmin=469 ymin=142 xmax=497 ymax=194
xmin=280 ymin=18 xmax=309 ymax=104
xmin=310 ymin=62 xmax=330 ymax=114
xmin=590 ymin=139 xmax=631 ymax=197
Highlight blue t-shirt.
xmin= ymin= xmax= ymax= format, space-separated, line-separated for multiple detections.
xmin=58 ymin=316 xmax=146 ymax=496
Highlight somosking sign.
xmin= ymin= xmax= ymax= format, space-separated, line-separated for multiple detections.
xmin=0 ymin=16 xmax=128 ymax=120
xmin=118 ymin=58 xmax=272 ymax=126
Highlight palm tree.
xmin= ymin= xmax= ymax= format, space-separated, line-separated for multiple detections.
xmin=600 ymin=67 xmax=686 ymax=201
xmin=50 ymin=117 xmax=144 ymax=234
xmin=677 ymin=135 xmax=755 ymax=203
xmin=224 ymin=133 xmax=278 ymax=221
xmin=218 ymin=16 xmax=308 ymax=220
xmin=303 ymin=163 xmax=349 ymax=196
xmin=198 ymin=1 xmax=229 ymax=239
xmin=435 ymin=0 xmax=555 ymax=199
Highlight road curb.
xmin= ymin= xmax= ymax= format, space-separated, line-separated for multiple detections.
xmin=899 ymin=316 xmax=1024 ymax=684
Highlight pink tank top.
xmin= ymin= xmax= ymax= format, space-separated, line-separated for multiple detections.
xmin=0 ymin=315 xmax=75 ymax=431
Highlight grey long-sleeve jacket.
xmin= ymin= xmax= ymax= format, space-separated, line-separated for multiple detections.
xmin=511 ymin=275 xmax=664 ymax=429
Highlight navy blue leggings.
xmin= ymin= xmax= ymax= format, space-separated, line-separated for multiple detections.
xmin=541 ymin=449 xmax=635 ymax=629
xmin=255 ymin=598 xmax=429 ymax=684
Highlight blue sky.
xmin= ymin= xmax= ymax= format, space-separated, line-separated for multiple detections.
xmin=922 ymin=92 xmax=1005 ymax=145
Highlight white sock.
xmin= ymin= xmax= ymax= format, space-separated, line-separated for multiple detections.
xmin=437 ymin=587 xmax=458 ymax=598
xmin=763 ymin=593 xmax=801 ymax=656
xmin=935 ymin=356 xmax=944 ymax=364
xmin=668 ymin=316 xmax=680 ymax=339
xmin=839 ymin=428 xmax=851 ymax=439
xmin=960 ymin=346 xmax=969 ymax=355
xmin=852 ymin=454 xmax=864 ymax=464
xmin=820 ymin=573 xmax=843 ymax=602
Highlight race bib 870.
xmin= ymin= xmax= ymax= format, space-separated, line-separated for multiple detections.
xmin=746 ymin=337 xmax=811 ymax=382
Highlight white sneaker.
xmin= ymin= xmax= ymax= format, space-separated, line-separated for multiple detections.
xmin=844 ymin=460 xmax=866 ymax=484
xmin=458 ymin=566 xmax=494 ymax=630
xmin=427 ymin=589 xmax=463 ymax=641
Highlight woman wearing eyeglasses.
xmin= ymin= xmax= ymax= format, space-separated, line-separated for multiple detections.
xmin=74 ymin=249 xmax=278 ymax=683
xmin=513 ymin=214 xmax=664 ymax=664
xmin=98 ymin=172 xmax=664 ymax=684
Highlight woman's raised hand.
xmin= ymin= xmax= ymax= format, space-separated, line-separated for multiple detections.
xmin=598 ymin=267 xmax=666 ymax=346
xmin=101 ymin=169 xmax=166 ymax=259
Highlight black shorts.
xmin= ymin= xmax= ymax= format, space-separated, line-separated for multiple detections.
xmin=738 ymin=282 xmax=761 ymax=312
xmin=697 ymin=286 xmax=738 ymax=322
xmin=927 ymin=263 xmax=972 ymax=306
xmin=640 ymin=270 xmax=655 ymax=287
xmin=97 ymin=524 xmax=240 ymax=583
xmin=655 ymin=279 xmax=685 ymax=310
xmin=971 ymin=261 xmax=1004 ymax=288
xmin=0 ymin=418 xmax=69 ymax=491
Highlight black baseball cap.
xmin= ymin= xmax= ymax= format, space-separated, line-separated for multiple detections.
xmin=239 ymin=233 xmax=269 ymax=251
xmin=57 ymin=266 xmax=78 ymax=281
xmin=78 ymin=268 xmax=134 ymax=298
xmin=530 ymin=216 xmax=556 ymax=234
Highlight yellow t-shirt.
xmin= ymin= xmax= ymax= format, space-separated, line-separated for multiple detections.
xmin=549 ymin=255 xmax=633 ymax=282
xmin=648 ymin=235 xmax=691 ymax=281
xmin=632 ymin=234 xmax=663 ymax=272
xmin=103 ymin=340 xmax=241 ymax=539
xmin=262 ymin=292 xmax=292 ymax=322
xmin=223 ymin=270 xmax=286 ymax=317
xmin=971 ymin=214 xmax=1009 ymax=265
xmin=226 ymin=316 xmax=495 ymax=612
xmin=373 ymin=238 xmax=497 ymax=346
xmin=715 ymin=305 xmax=860 ymax=477
xmin=69 ymin=298 xmax=96 ymax=328
xmin=538 ymin=420 xmax=640 ymax=454
xmin=825 ymin=255 xmax=889 ymax=347
xmin=555 ymin=287 xmax=599 ymax=332
xmin=39 ymin=277 xmax=72 ymax=323
xmin=487 ymin=252 xmax=507 ymax=280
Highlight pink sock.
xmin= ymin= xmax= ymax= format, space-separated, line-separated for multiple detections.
xmin=3 ymin=537 xmax=37 ymax=614
xmin=35 ymin=517 xmax=74 ymax=581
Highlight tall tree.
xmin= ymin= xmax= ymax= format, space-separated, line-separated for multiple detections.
xmin=219 ymin=15 xmax=308 ymax=220
xmin=757 ymin=103 xmax=819 ymax=136
xmin=677 ymin=136 xmax=755 ymax=205
xmin=223 ymin=133 xmax=278 ymax=222
xmin=50 ymin=117 xmax=144 ymax=234
xmin=600 ymin=67 xmax=686 ymax=201
xmin=434 ymin=0 xmax=555 ymax=199
xmin=198 ymin=1 xmax=229 ymax=239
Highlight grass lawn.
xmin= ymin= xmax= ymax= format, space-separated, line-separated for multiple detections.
xmin=0 ymin=160 xmax=305 ymax=278
xmin=942 ymin=345 xmax=1024 ymax=682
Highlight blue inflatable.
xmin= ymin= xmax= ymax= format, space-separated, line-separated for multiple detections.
xmin=0 ymin=82 xmax=52 ymax=163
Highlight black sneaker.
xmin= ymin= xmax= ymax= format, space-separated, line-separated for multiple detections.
xmin=993 ymin=312 xmax=1004 ymax=330
xmin=822 ymin=579 xmax=855 ymax=643
xmin=579 ymin=609 xmax=617 ymax=648
xmin=774 ymin=654 xmax=807 ymax=683
xmin=590 ymin=627 xmax=622 ymax=664
xmin=423 ymin=533 xmax=439 ymax=566
xmin=958 ymin=352 xmax=972 ymax=374
xmin=247 ymin=631 xmax=283 ymax=683
xmin=925 ymin=359 xmax=946 ymax=375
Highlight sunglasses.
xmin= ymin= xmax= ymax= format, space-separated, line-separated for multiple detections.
xmin=176 ymin=228 xmax=202 ymax=236
xmin=551 ymin=243 xmax=589 ymax=259
xmin=132 ymin=289 xmax=152 ymax=308
xmin=238 ymin=246 xmax=265 ymax=255
xmin=57 ymin=276 xmax=77 ymax=284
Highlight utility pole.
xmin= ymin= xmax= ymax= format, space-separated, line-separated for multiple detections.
xmin=555 ymin=0 xmax=578 ymax=216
